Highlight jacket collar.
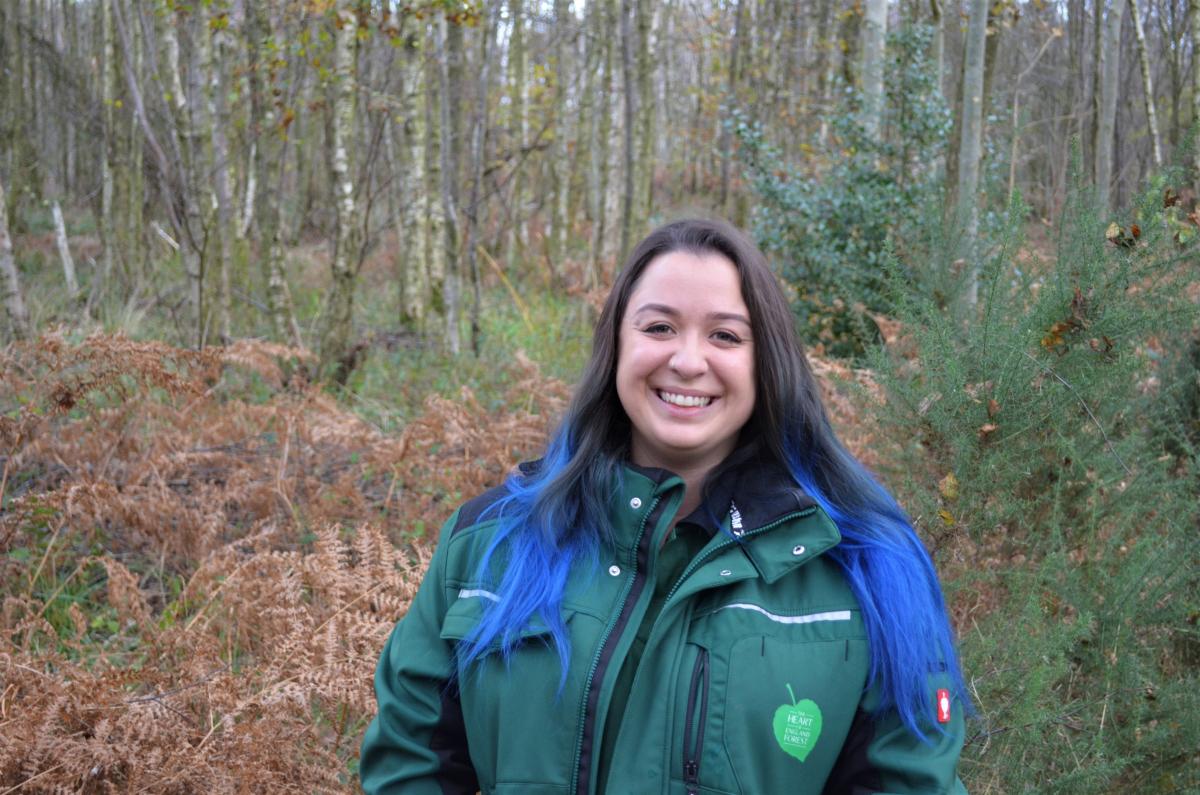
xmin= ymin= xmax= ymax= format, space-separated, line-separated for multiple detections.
xmin=618 ymin=443 xmax=843 ymax=582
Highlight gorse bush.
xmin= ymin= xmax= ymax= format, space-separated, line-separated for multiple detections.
xmin=866 ymin=168 xmax=1200 ymax=792
xmin=735 ymin=23 xmax=951 ymax=358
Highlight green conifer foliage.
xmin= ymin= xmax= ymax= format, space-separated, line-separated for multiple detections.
xmin=870 ymin=166 xmax=1199 ymax=792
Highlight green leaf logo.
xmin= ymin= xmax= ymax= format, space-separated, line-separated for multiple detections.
xmin=772 ymin=684 xmax=822 ymax=763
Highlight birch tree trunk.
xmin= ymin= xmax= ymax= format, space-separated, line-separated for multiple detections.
xmin=95 ymin=0 xmax=117 ymax=308
xmin=1095 ymin=1 xmax=1124 ymax=212
xmin=589 ymin=0 xmax=616 ymax=285
xmin=504 ymin=0 xmax=528 ymax=272
xmin=548 ymin=0 xmax=573 ymax=271
xmin=319 ymin=5 xmax=361 ymax=381
xmin=634 ymin=0 xmax=654 ymax=232
xmin=466 ymin=6 xmax=496 ymax=354
xmin=957 ymin=0 xmax=988 ymax=307
xmin=436 ymin=14 xmax=464 ymax=355
xmin=618 ymin=0 xmax=638 ymax=259
xmin=158 ymin=5 xmax=204 ymax=344
xmin=718 ymin=0 xmax=746 ymax=214
xmin=206 ymin=2 xmax=236 ymax=343
xmin=424 ymin=31 xmax=446 ymax=324
xmin=1126 ymin=0 xmax=1160 ymax=168
xmin=0 ymin=176 xmax=31 ymax=340
xmin=51 ymin=200 xmax=79 ymax=301
xmin=861 ymin=0 xmax=887 ymax=138
xmin=398 ymin=27 xmax=428 ymax=330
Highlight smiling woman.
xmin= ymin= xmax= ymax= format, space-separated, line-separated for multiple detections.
xmin=360 ymin=219 xmax=970 ymax=795
xmin=617 ymin=250 xmax=756 ymax=517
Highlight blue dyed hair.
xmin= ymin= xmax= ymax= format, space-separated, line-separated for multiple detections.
xmin=456 ymin=218 xmax=968 ymax=737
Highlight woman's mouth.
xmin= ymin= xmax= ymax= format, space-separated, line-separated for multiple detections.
xmin=656 ymin=389 xmax=714 ymax=408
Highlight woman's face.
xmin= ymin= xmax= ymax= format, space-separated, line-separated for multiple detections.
xmin=616 ymin=250 xmax=756 ymax=476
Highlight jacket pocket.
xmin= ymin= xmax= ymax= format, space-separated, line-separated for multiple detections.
xmin=438 ymin=591 xmax=595 ymax=791
xmin=440 ymin=588 xmax=569 ymax=648
xmin=682 ymin=647 xmax=710 ymax=795
xmin=721 ymin=633 xmax=868 ymax=795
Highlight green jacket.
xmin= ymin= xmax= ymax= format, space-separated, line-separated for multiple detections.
xmin=361 ymin=460 xmax=967 ymax=794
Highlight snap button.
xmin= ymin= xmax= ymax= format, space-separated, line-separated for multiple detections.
xmin=792 ymin=545 xmax=806 ymax=556
xmin=630 ymin=497 xmax=642 ymax=509
xmin=608 ymin=565 xmax=621 ymax=576
xmin=719 ymin=569 xmax=733 ymax=576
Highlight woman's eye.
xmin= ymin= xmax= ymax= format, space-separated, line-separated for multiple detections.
xmin=713 ymin=330 xmax=742 ymax=344
xmin=643 ymin=323 xmax=672 ymax=335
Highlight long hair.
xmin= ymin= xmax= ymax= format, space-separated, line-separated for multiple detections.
xmin=457 ymin=218 xmax=967 ymax=738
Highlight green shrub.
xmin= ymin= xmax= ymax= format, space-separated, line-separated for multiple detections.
xmin=735 ymin=23 xmax=951 ymax=358
xmin=867 ymin=168 xmax=1200 ymax=793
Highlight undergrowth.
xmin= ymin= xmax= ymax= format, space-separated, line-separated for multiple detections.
xmin=0 ymin=326 xmax=878 ymax=791
xmin=0 ymin=332 xmax=567 ymax=791
xmin=866 ymin=173 xmax=1200 ymax=793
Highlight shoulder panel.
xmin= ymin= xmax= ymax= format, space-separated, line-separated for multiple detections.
xmin=450 ymin=482 xmax=513 ymax=536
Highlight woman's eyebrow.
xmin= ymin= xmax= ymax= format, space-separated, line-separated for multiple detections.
xmin=631 ymin=303 xmax=750 ymax=326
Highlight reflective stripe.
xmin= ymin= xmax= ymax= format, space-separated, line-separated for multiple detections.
xmin=716 ymin=604 xmax=851 ymax=624
xmin=458 ymin=588 xmax=500 ymax=602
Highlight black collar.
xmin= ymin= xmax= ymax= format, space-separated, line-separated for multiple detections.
xmin=628 ymin=442 xmax=817 ymax=536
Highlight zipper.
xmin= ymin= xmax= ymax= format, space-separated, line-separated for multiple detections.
xmin=664 ymin=507 xmax=817 ymax=605
xmin=682 ymin=647 xmax=710 ymax=795
xmin=569 ymin=494 xmax=664 ymax=795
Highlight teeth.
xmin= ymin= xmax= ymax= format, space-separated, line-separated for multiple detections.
xmin=658 ymin=390 xmax=713 ymax=408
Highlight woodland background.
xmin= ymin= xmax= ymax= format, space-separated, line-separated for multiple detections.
xmin=1 ymin=0 xmax=1199 ymax=792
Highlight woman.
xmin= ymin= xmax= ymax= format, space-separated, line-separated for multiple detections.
xmin=361 ymin=219 xmax=969 ymax=794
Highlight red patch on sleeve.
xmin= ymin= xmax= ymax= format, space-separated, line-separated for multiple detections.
xmin=936 ymin=689 xmax=951 ymax=723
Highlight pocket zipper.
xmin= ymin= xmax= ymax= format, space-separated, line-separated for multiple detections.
xmin=682 ymin=647 xmax=710 ymax=795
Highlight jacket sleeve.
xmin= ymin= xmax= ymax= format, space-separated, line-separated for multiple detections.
xmin=360 ymin=511 xmax=479 ymax=795
xmin=822 ymin=673 xmax=968 ymax=795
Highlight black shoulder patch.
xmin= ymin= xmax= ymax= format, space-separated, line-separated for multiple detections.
xmin=451 ymin=482 xmax=513 ymax=536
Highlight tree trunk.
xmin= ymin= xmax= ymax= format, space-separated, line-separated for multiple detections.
xmin=957 ymin=0 xmax=988 ymax=307
xmin=206 ymin=3 xmax=235 ymax=343
xmin=504 ymin=0 xmax=528 ymax=272
xmin=548 ymin=0 xmax=573 ymax=272
xmin=1095 ymin=0 xmax=1124 ymax=213
xmin=930 ymin=0 xmax=944 ymax=102
xmin=1192 ymin=0 xmax=1200 ymax=192
xmin=318 ymin=5 xmax=361 ymax=382
xmin=861 ymin=0 xmax=887 ymax=138
xmin=436 ymin=14 xmax=464 ymax=355
xmin=718 ymin=0 xmax=746 ymax=215
xmin=158 ymin=4 xmax=204 ymax=345
xmin=95 ymin=0 xmax=117 ymax=310
xmin=634 ymin=0 xmax=655 ymax=232
xmin=0 ymin=176 xmax=31 ymax=340
xmin=618 ymin=0 xmax=638 ymax=259
xmin=0 ymin=172 xmax=30 ymax=338
xmin=424 ymin=28 xmax=446 ymax=326
xmin=1115 ymin=0 xmax=1155 ymax=170
xmin=466 ymin=5 xmax=497 ymax=355
xmin=589 ymin=0 xmax=615 ymax=284
xmin=387 ymin=26 xmax=425 ymax=331
xmin=51 ymin=200 xmax=79 ymax=302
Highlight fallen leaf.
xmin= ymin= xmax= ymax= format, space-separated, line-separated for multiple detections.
xmin=939 ymin=473 xmax=959 ymax=501
xmin=987 ymin=398 xmax=1000 ymax=418
xmin=978 ymin=423 xmax=999 ymax=441
xmin=937 ymin=509 xmax=955 ymax=526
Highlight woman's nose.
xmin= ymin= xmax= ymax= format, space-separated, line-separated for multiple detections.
xmin=668 ymin=337 xmax=707 ymax=378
